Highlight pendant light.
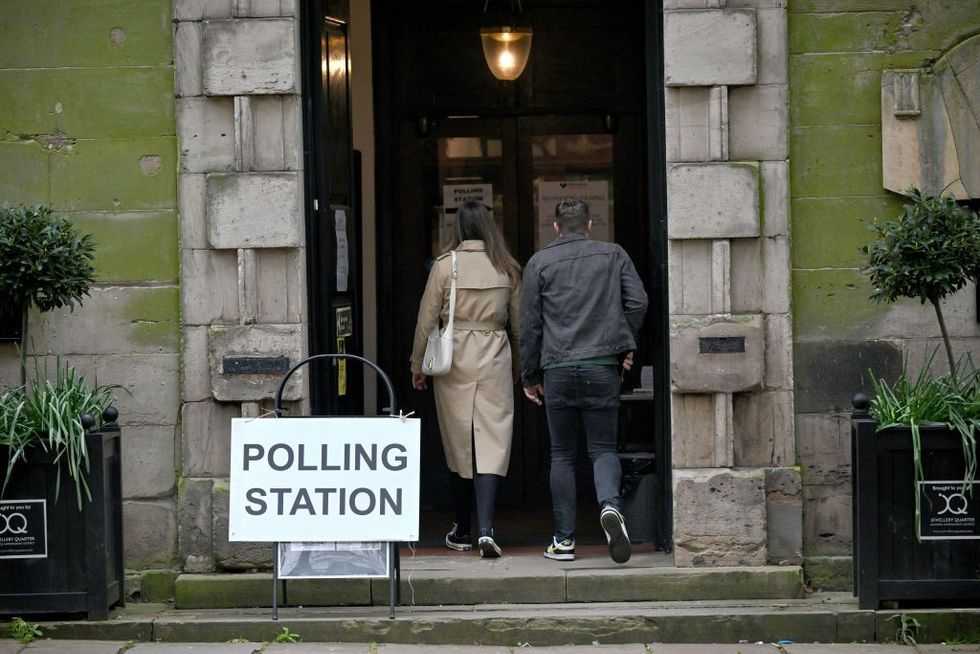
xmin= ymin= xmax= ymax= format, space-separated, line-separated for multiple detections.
xmin=480 ymin=1 xmax=532 ymax=81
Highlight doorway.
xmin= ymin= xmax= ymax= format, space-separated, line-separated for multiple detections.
xmin=371 ymin=0 xmax=668 ymax=549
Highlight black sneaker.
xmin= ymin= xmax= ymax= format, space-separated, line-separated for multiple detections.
xmin=445 ymin=523 xmax=472 ymax=552
xmin=600 ymin=505 xmax=631 ymax=564
xmin=544 ymin=537 xmax=575 ymax=561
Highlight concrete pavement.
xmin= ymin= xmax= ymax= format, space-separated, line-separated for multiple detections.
xmin=3 ymin=639 xmax=980 ymax=653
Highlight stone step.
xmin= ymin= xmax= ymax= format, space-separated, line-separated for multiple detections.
xmin=35 ymin=596 xmax=980 ymax=646
xmin=172 ymin=551 xmax=804 ymax=609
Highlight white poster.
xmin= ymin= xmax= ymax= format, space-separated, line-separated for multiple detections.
xmin=335 ymin=209 xmax=349 ymax=292
xmin=535 ymin=180 xmax=611 ymax=249
xmin=439 ymin=184 xmax=493 ymax=252
xmin=228 ymin=417 xmax=421 ymax=542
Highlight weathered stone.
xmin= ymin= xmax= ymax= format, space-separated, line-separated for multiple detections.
xmin=202 ymin=19 xmax=297 ymax=95
xmin=664 ymin=10 xmax=757 ymax=86
xmin=874 ymin=283 xmax=980 ymax=340
xmin=731 ymin=237 xmax=762 ymax=313
xmin=251 ymin=95 xmax=301 ymax=171
xmin=670 ymin=315 xmax=765 ymax=394
xmin=667 ymin=163 xmax=760 ymax=239
xmin=766 ymin=467 xmax=802 ymax=565
xmin=733 ymin=391 xmax=795 ymax=467
xmin=802 ymin=484 xmax=853 ymax=556
xmin=179 ymin=172 xmax=208 ymax=249
xmin=182 ymin=400 xmax=239 ymax=477
xmin=668 ymin=240 xmax=712 ymax=315
xmin=97 ymin=353 xmax=180 ymax=425
xmin=178 ymin=477 xmax=215 ymax=572
xmin=761 ymin=160 xmax=789 ymax=237
xmin=175 ymin=0 xmax=234 ymax=20
xmin=0 ymin=347 xmax=20 ymax=388
xmin=762 ymin=235 xmax=790 ymax=314
xmin=256 ymin=248 xmax=305 ymax=323
xmin=803 ymin=555 xmax=854 ymax=593
xmin=795 ymin=413 xmax=851 ymax=487
xmin=183 ymin=326 xmax=212 ymax=402
xmin=206 ymin=172 xmax=301 ymax=248
xmin=209 ymin=323 xmax=304 ymax=401
xmin=121 ymin=425 xmax=177 ymax=499
xmin=670 ymin=393 xmax=717 ymax=468
xmin=764 ymin=313 xmax=793 ymax=391
xmin=729 ymin=84 xmax=788 ymax=161
xmin=123 ymin=499 xmax=178 ymax=568
xmin=754 ymin=7 xmax=788 ymax=85
xmin=174 ymin=21 xmax=203 ymax=98
xmin=181 ymin=248 xmax=240 ymax=325
xmin=177 ymin=97 xmax=235 ymax=173
xmin=665 ymin=87 xmax=713 ymax=163
xmin=673 ymin=468 xmax=768 ymax=566
xmin=176 ymin=573 xmax=280 ymax=609
xmin=212 ymin=482 xmax=273 ymax=569
xmin=34 ymin=286 xmax=179 ymax=355
xmin=139 ymin=569 xmax=177 ymax=602
xmin=793 ymin=340 xmax=902 ymax=414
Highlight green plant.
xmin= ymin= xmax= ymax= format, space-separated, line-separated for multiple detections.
xmin=890 ymin=612 xmax=922 ymax=645
xmin=9 ymin=617 xmax=42 ymax=643
xmin=0 ymin=360 xmax=118 ymax=509
xmin=861 ymin=188 xmax=980 ymax=373
xmin=273 ymin=627 xmax=301 ymax=643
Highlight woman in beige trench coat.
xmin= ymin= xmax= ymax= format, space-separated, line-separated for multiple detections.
xmin=411 ymin=201 xmax=521 ymax=559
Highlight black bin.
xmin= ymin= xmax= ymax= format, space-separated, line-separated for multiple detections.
xmin=618 ymin=452 xmax=656 ymax=543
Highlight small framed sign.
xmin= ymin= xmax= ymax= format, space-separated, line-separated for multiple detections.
xmin=278 ymin=541 xmax=390 ymax=579
xmin=0 ymin=500 xmax=47 ymax=559
xmin=919 ymin=480 xmax=980 ymax=540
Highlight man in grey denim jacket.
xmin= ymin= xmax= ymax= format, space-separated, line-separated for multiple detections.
xmin=520 ymin=197 xmax=648 ymax=564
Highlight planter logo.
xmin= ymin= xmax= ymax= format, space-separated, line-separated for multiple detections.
xmin=937 ymin=490 xmax=969 ymax=516
xmin=920 ymin=481 xmax=979 ymax=540
xmin=0 ymin=500 xmax=47 ymax=559
xmin=0 ymin=511 xmax=28 ymax=535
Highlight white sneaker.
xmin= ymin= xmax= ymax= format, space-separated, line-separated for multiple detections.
xmin=478 ymin=535 xmax=502 ymax=559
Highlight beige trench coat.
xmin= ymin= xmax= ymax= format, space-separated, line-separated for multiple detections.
xmin=410 ymin=240 xmax=520 ymax=478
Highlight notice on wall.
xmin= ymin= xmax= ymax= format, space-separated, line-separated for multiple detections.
xmin=439 ymin=184 xmax=493 ymax=252
xmin=919 ymin=480 xmax=980 ymax=540
xmin=0 ymin=500 xmax=47 ymax=559
xmin=536 ymin=180 xmax=611 ymax=249
xmin=228 ymin=417 xmax=420 ymax=542
xmin=335 ymin=209 xmax=349 ymax=292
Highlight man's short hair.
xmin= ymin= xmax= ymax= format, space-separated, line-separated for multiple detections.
xmin=554 ymin=198 xmax=590 ymax=233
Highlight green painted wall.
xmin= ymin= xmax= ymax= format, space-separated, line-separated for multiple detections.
xmin=789 ymin=0 xmax=979 ymax=357
xmin=0 ymin=0 xmax=177 ymax=288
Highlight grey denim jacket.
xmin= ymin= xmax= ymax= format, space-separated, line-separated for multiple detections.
xmin=519 ymin=233 xmax=648 ymax=386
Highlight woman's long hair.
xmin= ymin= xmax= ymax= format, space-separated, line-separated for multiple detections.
xmin=452 ymin=201 xmax=521 ymax=283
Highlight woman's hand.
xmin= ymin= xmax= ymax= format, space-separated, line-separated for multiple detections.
xmin=523 ymin=384 xmax=544 ymax=406
xmin=411 ymin=372 xmax=428 ymax=390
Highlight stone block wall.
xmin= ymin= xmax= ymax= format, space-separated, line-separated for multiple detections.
xmin=0 ymin=1 xmax=180 ymax=569
xmin=664 ymin=0 xmax=800 ymax=567
xmin=174 ymin=0 xmax=307 ymax=573
xmin=788 ymin=0 xmax=980 ymax=590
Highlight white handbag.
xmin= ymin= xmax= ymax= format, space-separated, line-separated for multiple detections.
xmin=421 ymin=250 xmax=457 ymax=376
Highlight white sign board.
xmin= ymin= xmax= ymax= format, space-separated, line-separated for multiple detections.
xmin=439 ymin=184 xmax=493 ymax=252
xmin=536 ymin=179 xmax=611 ymax=248
xmin=229 ymin=417 xmax=421 ymax=542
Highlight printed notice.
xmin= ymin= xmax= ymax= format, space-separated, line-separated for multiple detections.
xmin=0 ymin=500 xmax=47 ymax=559
xmin=920 ymin=480 xmax=980 ymax=540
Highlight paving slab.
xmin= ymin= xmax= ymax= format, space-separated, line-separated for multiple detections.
xmin=265 ymin=645 xmax=370 ymax=653
xmin=647 ymin=645 xmax=776 ymax=653
xmin=377 ymin=645 xmax=512 ymax=653
xmin=918 ymin=648 xmax=980 ymax=653
xmin=128 ymin=644 xmax=258 ymax=653
xmin=0 ymin=641 xmax=22 ymax=654
xmin=20 ymin=641 xmax=130 ymax=654
xmin=516 ymin=645 xmax=648 ymax=653
xmin=783 ymin=646 xmax=915 ymax=653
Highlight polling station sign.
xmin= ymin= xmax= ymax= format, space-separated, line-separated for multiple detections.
xmin=229 ymin=417 xmax=420 ymax=542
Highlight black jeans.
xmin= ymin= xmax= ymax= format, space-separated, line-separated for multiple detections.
xmin=543 ymin=365 xmax=622 ymax=541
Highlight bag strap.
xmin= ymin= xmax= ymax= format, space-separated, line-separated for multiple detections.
xmin=445 ymin=250 xmax=458 ymax=332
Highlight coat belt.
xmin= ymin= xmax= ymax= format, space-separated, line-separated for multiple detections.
xmin=454 ymin=320 xmax=504 ymax=331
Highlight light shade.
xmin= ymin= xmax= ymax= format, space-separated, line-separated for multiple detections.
xmin=480 ymin=26 xmax=533 ymax=81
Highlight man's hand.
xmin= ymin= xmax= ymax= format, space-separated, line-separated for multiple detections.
xmin=620 ymin=351 xmax=634 ymax=382
xmin=523 ymin=384 xmax=544 ymax=406
xmin=411 ymin=372 xmax=428 ymax=390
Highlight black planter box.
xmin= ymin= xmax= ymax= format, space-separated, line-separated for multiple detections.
xmin=852 ymin=413 xmax=980 ymax=609
xmin=0 ymin=426 xmax=124 ymax=620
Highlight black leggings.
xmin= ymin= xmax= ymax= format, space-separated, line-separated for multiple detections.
xmin=451 ymin=427 xmax=502 ymax=536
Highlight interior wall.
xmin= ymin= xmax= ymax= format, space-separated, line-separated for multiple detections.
xmin=351 ymin=0 xmax=378 ymax=415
